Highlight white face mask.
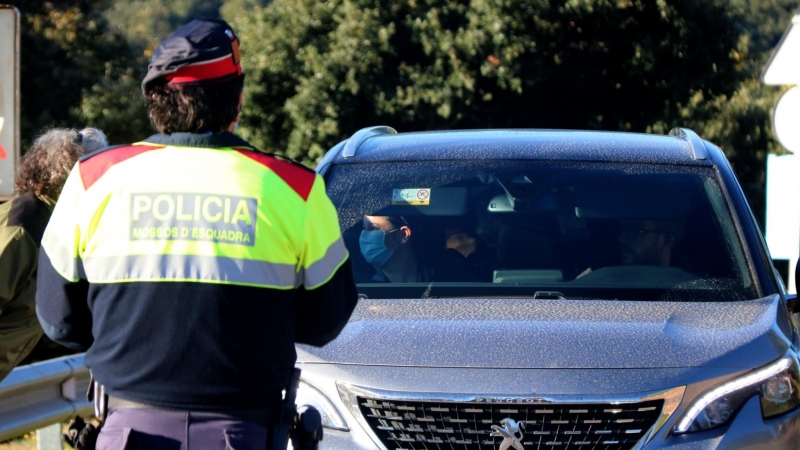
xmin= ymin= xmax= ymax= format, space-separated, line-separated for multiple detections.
xmin=359 ymin=229 xmax=399 ymax=267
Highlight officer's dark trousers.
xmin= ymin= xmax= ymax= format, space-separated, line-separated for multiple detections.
xmin=96 ymin=408 xmax=270 ymax=450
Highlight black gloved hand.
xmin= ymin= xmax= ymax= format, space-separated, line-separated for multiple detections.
xmin=62 ymin=416 xmax=100 ymax=450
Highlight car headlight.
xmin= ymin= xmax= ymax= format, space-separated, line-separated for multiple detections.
xmin=674 ymin=354 xmax=800 ymax=434
xmin=296 ymin=378 xmax=350 ymax=431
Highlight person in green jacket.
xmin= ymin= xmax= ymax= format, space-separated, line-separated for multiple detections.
xmin=0 ymin=127 xmax=107 ymax=382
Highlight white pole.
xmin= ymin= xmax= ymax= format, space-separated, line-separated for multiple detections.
xmin=36 ymin=423 xmax=62 ymax=450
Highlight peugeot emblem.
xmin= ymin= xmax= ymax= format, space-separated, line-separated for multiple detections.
xmin=490 ymin=418 xmax=525 ymax=450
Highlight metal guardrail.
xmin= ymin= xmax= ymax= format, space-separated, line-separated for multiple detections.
xmin=0 ymin=354 xmax=92 ymax=442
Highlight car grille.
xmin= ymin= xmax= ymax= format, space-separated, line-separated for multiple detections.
xmin=357 ymin=397 xmax=664 ymax=450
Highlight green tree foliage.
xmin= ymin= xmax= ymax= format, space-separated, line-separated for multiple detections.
xmin=74 ymin=66 xmax=151 ymax=145
xmin=7 ymin=0 xmax=143 ymax=145
xmin=220 ymin=0 xmax=271 ymax=23
xmin=231 ymin=0 xmax=748 ymax=164
xmin=103 ymin=0 xmax=226 ymax=54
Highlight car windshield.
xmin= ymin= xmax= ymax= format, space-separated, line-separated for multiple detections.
xmin=326 ymin=160 xmax=756 ymax=301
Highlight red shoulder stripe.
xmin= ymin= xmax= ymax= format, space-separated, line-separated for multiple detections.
xmin=235 ymin=150 xmax=315 ymax=201
xmin=80 ymin=145 xmax=164 ymax=190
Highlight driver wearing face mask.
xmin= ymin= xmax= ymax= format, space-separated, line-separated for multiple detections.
xmin=359 ymin=215 xmax=435 ymax=283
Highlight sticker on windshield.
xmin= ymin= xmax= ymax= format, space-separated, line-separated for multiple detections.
xmin=392 ymin=188 xmax=431 ymax=205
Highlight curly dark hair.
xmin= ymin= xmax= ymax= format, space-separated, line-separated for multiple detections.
xmin=145 ymin=76 xmax=244 ymax=134
xmin=15 ymin=128 xmax=107 ymax=201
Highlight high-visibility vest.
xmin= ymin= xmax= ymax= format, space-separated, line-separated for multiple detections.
xmin=42 ymin=136 xmax=347 ymax=290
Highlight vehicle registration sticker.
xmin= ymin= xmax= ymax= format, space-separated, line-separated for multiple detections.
xmin=392 ymin=188 xmax=431 ymax=205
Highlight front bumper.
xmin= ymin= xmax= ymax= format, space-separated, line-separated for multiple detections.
xmin=296 ymin=364 xmax=800 ymax=449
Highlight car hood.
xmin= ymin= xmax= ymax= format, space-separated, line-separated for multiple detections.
xmin=297 ymin=294 xmax=794 ymax=369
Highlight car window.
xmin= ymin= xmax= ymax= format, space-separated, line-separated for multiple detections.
xmin=326 ymin=160 xmax=756 ymax=301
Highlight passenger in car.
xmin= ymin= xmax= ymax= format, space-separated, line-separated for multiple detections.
xmin=618 ymin=218 xmax=684 ymax=267
xmin=359 ymin=215 xmax=435 ymax=283
xmin=439 ymin=226 xmax=495 ymax=282
xmin=577 ymin=218 xmax=684 ymax=278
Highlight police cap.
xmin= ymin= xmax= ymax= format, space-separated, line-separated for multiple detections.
xmin=141 ymin=18 xmax=243 ymax=94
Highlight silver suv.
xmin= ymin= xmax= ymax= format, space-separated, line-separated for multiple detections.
xmin=294 ymin=127 xmax=800 ymax=449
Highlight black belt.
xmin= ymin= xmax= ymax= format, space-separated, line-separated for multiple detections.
xmin=107 ymin=396 xmax=280 ymax=425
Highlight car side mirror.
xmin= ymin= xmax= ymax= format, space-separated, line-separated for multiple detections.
xmin=788 ymin=294 xmax=800 ymax=314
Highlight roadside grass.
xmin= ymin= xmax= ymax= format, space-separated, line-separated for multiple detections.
xmin=0 ymin=431 xmax=39 ymax=450
xmin=0 ymin=420 xmax=96 ymax=450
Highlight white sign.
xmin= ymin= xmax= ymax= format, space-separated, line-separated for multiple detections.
xmin=765 ymin=154 xmax=800 ymax=260
xmin=773 ymin=85 xmax=800 ymax=153
xmin=0 ymin=6 xmax=19 ymax=199
xmin=763 ymin=14 xmax=800 ymax=85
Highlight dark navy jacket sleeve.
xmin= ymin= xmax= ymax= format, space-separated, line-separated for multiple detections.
xmin=35 ymin=249 xmax=93 ymax=350
xmin=294 ymin=258 xmax=358 ymax=347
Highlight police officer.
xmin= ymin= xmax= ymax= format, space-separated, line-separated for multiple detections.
xmin=35 ymin=19 xmax=358 ymax=449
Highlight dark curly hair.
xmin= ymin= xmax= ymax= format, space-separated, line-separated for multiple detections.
xmin=15 ymin=128 xmax=107 ymax=201
xmin=145 ymin=76 xmax=244 ymax=134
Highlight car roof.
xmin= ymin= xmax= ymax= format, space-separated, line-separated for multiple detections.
xmin=330 ymin=127 xmax=716 ymax=166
